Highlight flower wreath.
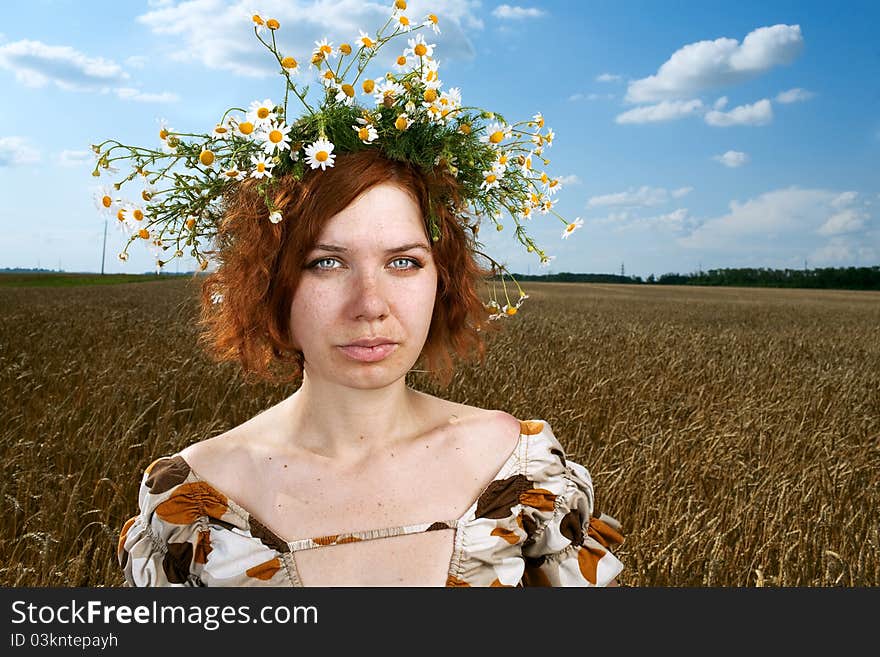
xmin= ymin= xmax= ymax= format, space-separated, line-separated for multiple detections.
xmin=91 ymin=1 xmax=584 ymax=319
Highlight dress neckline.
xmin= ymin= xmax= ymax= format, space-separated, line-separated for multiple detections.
xmin=174 ymin=425 xmax=527 ymax=549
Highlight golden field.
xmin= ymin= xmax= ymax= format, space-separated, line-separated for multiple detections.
xmin=1 ymin=277 xmax=877 ymax=586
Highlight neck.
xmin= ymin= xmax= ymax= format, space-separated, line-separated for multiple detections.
xmin=280 ymin=370 xmax=426 ymax=462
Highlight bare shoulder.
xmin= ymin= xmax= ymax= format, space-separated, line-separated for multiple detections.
xmin=435 ymin=397 xmax=522 ymax=462
xmin=177 ymin=424 xmax=255 ymax=488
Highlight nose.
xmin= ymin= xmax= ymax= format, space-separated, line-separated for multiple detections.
xmin=350 ymin=268 xmax=390 ymax=321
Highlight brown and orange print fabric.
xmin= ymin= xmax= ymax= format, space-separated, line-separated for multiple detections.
xmin=118 ymin=418 xmax=624 ymax=587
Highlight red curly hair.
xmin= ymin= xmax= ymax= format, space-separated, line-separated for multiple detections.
xmin=195 ymin=149 xmax=502 ymax=388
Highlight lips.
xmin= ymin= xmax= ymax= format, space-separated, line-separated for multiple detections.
xmin=338 ymin=343 xmax=398 ymax=362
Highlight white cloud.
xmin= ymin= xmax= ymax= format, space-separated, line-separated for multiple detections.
xmin=678 ymin=187 xmax=876 ymax=251
xmin=704 ymin=98 xmax=773 ymax=126
xmin=0 ymin=39 xmax=128 ymax=90
xmin=587 ymin=186 xmax=689 ymax=208
xmin=625 ymin=24 xmax=803 ymax=104
xmin=596 ymin=73 xmax=621 ymax=82
xmin=137 ymin=0 xmax=482 ymax=77
xmin=58 ymin=150 xmax=94 ymax=167
xmin=568 ymin=92 xmax=584 ymax=101
xmin=775 ymin=87 xmax=814 ymax=103
xmin=615 ymin=99 xmax=703 ymax=124
xmin=570 ymin=92 xmax=614 ymax=101
xmin=713 ymin=96 xmax=728 ymax=110
xmin=713 ymin=150 xmax=750 ymax=167
xmin=817 ymin=208 xmax=869 ymax=236
xmin=557 ymin=174 xmax=581 ymax=186
xmin=492 ymin=5 xmax=546 ymax=19
xmin=0 ymin=136 xmax=40 ymax=166
xmin=115 ymin=87 xmax=179 ymax=103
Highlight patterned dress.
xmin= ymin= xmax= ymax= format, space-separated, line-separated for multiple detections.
xmin=117 ymin=418 xmax=624 ymax=587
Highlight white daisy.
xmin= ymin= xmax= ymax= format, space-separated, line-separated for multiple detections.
xmin=247 ymin=99 xmax=277 ymax=127
xmin=268 ymin=210 xmax=284 ymax=223
xmin=304 ymin=138 xmax=336 ymax=170
xmin=423 ymin=13 xmax=441 ymax=34
xmin=250 ymin=154 xmax=275 ymax=179
xmin=420 ymin=58 xmax=441 ymax=89
xmin=545 ymin=177 xmax=562 ymax=195
xmin=406 ymin=34 xmax=434 ymax=59
xmin=480 ymin=122 xmax=511 ymax=147
xmin=561 ymin=217 xmax=583 ymax=239
xmin=319 ymin=69 xmax=338 ymax=88
xmin=480 ymin=168 xmax=501 ymax=191
xmin=258 ymin=121 xmax=292 ymax=155
xmin=233 ymin=116 xmax=256 ymax=139
xmin=532 ymin=112 xmax=545 ymax=128
xmin=211 ymin=121 xmax=232 ymax=140
xmin=539 ymin=254 xmax=556 ymax=268
xmin=222 ymin=167 xmax=245 ymax=181
xmin=373 ymin=79 xmax=405 ymax=107
xmin=352 ymin=119 xmax=378 ymax=144
xmin=394 ymin=14 xmax=412 ymax=32
xmin=334 ymin=82 xmax=356 ymax=106
xmin=93 ymin=186 xmax=117 ymax=214
xmin=357 ymin=31 xmax=377 ymax=49
xmin=313 ymin=38 xmax=335 ymax=59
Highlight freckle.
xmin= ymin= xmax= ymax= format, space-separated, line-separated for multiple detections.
xmin=283 ymin=464 xmax=288 ymax=468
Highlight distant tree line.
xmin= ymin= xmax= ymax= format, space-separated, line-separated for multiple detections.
xmin=502 ymin=266 xmax=880 ymax=291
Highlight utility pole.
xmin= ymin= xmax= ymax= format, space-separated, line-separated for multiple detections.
xmin=620 ymin=262 xmax=625 ymax=277
xmin=101 ymin=216 xmax=107 ymax=275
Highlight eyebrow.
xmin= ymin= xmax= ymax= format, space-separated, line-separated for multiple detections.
xmin=310 ymin=242 xmax=431 ymax=254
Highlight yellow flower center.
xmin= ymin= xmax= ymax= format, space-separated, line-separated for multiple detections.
xmin=429 ymin=14 xmax=438 ymax=24
xmin=459 ymin=123 xmax=471 ymax=134
xmin=199 ymin=150 xmax=215 ymax=166
xmin=537 ymin=117 xmax=544 ymax=127
xmin=395 ymin=0 xmax=407 ymax=9
xmin=541 ymin=172 xmax=549 ymax=183
xmin=485 ymin=174 xmax=497 ymax=184
xmin=225 ymin=170 xmax=239 ymax=178
xmin=323 ymin=70 xmax=335 ymax=80
xmin=363 ymin=79 xmax=375 ymax=93
xmin=269 ymin=129 xmax=283 ymax=143
xmin=397 ymin=55 xmax=406 ymax=66
xmin=138 ymin=228 xmax=149 ymax=239
xmin=102 ymin=195 xmax=112 ymax=208
xmin=498 ymin=154 xmax=508 ymax=164
xmin=133 ymin=209 xmax=144 ymax=221
xmin=395 ymin=116 xmax=408 ymax=130
xmin=239 ymin=121 xmax=254 ymax=135
xmin=312 ymin=53 xmax=324 ymax=64
xmin=423 ymin=88 xmax=438 ymax=102
xmin=257 ymin=107 xmax=270 ymax=119
xmin=426 ymin=71 xmax=438 ymax=82
xmin=141 ymin=190 xmax=152 ymax=201
xmin=489 ymin=131 xmax=504 ymax=144
xmin=549 ymin=179 xmax=558 ymax=187
xmin=358 ymin=127 xmax=370 ymax=140
xmin=361 ymin=37 xmax=375 ymax=48
xmin=506 ymin=306 xmax=517 ymax=315
xmin=256 ymin=162 xmax=266 ymax=172
xmin=185 ymin=218 xmax=196 ymax=229
xmin=399 ymin=16 xmax=409 ymax=26
xmin=320 ymin=44 xmax=332 ymax=55
xmin=566 ymin=223 xmax=576 ymax=232
xmin=266 ymin=18 xmax=280 ymax=30
xmin=214 ymin=125 xmax=227 ymax=134
xmin=158 ymin=128 xmax=168 ymax=140
xmin=252 ymin=15 xmax=264 ymax=25
xmin=340 ymin=43 xmax=352 ymax=54
xmin=116 ymin=209 xmax=125 ymax=221
xmin=315 ymin=151 xmax=329 ymax=162
xmin=281 ymin=56 xmax=298 ymax=69
xmin=414 ymin=44 xmax=427 ymax=57
xmin=342 ymin=84 xmax=355 ymax=97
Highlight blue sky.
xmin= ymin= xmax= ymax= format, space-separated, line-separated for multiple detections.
xmin=1 ymin=0 xmax=877 ymax=278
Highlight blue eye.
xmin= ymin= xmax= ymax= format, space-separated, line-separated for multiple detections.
xmin=306 ymin=257 xmax=423 ymax=271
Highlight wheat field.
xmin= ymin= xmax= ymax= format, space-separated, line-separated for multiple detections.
xmin=1 ymin=278 xmax=877 ymax=586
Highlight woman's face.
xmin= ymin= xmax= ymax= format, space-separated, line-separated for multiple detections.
xmin=289 ymin=181 xmax=438 ymax=388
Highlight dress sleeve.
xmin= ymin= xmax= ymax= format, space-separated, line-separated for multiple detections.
xmin=117 ymin=457 xmax=206 ymax=587
xmin=519 ymin=421 xmax=625 ymax=587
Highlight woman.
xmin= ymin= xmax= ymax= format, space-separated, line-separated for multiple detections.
xmin=110 ymin=8 xmax=623 ymax=587
xmin=117 ymin=150 xmax=623 ymax=587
